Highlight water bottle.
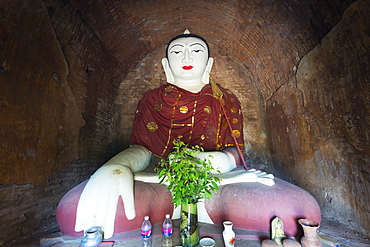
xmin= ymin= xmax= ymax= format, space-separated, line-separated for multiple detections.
xmin=162 ymin=214 xmax=173 ymax=247
xmin=141 ymin=216 xmax=152 ymax=246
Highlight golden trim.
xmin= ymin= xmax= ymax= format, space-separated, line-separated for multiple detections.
xmin=216 ymin=104 xmax=222 ymax=148
xmin=161 ymin=92 xmax=182 ymax=157
xmin=172 ymin=123 xmax=193 ymax=127
xmin=188 ymin=100 xmax=198 ymax=143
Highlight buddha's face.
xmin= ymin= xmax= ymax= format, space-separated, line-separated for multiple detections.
xmin=167 ymin=37 xmax=209 ymax=82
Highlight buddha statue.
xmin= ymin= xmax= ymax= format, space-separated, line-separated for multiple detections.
xmin=57 ymin=31 xmax=321 ymax=240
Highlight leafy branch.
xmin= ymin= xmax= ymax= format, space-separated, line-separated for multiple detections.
xmin=155 ymin=138 xmax=221 ymax=207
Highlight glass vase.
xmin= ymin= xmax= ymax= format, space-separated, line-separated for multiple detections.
xmin=180 ymin=203 xmax=199 ymax=247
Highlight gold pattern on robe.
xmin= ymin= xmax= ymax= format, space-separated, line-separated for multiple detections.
xmin=232 ymin=129 xmax=241 ymax=138
xmin=216 ymin=143 xmax=222 ymax=150
xmin=232 ymin=118 xmax=238 ymax=124
xmin=165 ymin=85 xmax=173 ymax=92
xmin=230 ymin=97 xmax=235 ymax=102
xmin=154 ymin=101 xmax=162 ymax=111
xmin=179 ymin=105 xmax=188 ymax=113
xmin=147 ymin=122 xmax=158 ymax=132
xmin=230 ymin=107 xmax=237 ymax=113
xmin=200 ymin=135 xmax=206 ymax=140
xmin=204 ymin=106 xmax=211 ymax=114
xmin=222 ymin=119 xmax=228 ymax=129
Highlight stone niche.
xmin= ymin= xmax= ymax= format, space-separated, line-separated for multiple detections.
xmin=0 ymin=0 xmax=369 ymax=245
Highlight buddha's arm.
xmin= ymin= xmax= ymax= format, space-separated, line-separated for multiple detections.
xmin=75 ymin=145 xmax=151 ymax=239
xmin=197 ymin=148 xmax=275 ymax=186
xmin=135 ymin=148 xmax=274 ymax=186
xmin=195 ymin=150 xmax=236 ymax=173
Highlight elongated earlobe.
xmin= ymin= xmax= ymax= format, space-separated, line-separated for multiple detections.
xmin=162 ymin=58 xmax=175 ymax=84
xmin=202 ymin=57 xmax=214 ymax=84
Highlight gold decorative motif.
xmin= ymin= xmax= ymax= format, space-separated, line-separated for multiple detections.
xmin=154 ymin=101 xmax=162 ymax=111
xmin=232 ymin=118 xmax=239 ymax=124
xmin=231 ymin=130 xmax=241 ymax=138
xmin=222 ymin=119 xmax=228 ymax=129
xmin=112 ymin=169 xmax=123 ymax=175
xmin=230 ymin=107 xmax=237 ymax=113
xmin=165 ymin=85 xmax=173 ymax=92
xmin=201 ymin=135 xmax=206 ymax=140
xmin=147 ymin=122 xmax=158 ymax=132
xmin=179 ymin=106 xmax=188 ymax=113
xmin=230 ymin=97 xmax=235 ymax=102
xmin=204 ymin=106 xmax=211 ymax=114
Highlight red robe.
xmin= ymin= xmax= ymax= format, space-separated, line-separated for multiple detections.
xmin=130 ymin=83 xmax=244 ymax=158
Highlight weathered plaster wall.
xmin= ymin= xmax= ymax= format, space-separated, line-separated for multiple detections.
xmin=0 ymin=0 xmax=83 ymax=186
xmin=0 ymin=0 xmax=125 ymax=245
xmin=266 ymin=0 xmax=369 ymax=233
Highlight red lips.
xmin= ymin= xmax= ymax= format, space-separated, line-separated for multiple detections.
xmin=182 ymin=66 xmax=193 ymax=70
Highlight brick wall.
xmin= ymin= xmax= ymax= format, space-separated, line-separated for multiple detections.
xmin=0 ymin=0 xmax=368 ymax=245
xmin=0 ymin=0 xmax=126 ymax=245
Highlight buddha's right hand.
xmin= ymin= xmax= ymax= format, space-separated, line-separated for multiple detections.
xmin=74 ymin=145 xmax=151 ymax=239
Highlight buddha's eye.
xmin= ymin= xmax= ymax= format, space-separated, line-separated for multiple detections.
xmin=192 ymin=50 xmax=203 ymax=53
xmin=171 ymin=51 xmax=182 ymax=54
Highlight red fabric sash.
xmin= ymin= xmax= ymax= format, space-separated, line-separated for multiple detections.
xmin=130 ymin=83 xmax=244 ymax=158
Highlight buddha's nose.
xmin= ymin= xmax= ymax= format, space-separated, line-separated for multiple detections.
xmin=182 ymin=49 xmax=193 ymax=64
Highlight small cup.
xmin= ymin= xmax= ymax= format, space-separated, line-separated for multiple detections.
xmin=199 ymin=237 xmax=216 ymax=247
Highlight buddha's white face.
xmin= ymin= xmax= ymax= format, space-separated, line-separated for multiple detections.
xmin=167 ymin=37 xmax=209 ymax=82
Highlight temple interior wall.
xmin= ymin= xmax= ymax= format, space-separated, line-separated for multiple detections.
xmin=0 ymin=0 xmax=368 ymax=245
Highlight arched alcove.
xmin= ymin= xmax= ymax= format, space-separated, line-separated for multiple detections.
xmin=0 ymin=0 xmax=368 ymax=245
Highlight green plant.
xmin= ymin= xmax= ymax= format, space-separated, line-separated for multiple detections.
xmin=156 ymin=138 xmax=221 ymax=207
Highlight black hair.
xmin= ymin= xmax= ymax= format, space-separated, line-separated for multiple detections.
xmin=165 ymin=33 xmax=210 ymax=58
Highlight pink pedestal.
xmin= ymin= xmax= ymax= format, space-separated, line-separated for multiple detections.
xmin=205 ymin=178 xmax=321 ymax=237
xmin=56 ymin=180 xmax=173 ymax=238
xmin=56 ymin=176 xmax=321 ymax=238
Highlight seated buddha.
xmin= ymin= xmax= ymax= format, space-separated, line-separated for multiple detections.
xmin=56 ymin=31 xmax=321 ymax=240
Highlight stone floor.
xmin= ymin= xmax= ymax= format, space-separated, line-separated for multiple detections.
xmin=38 ymin=219 xmax=369 ymax=247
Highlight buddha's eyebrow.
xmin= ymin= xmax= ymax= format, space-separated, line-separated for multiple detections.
xmin=169 ymin=44 xmax=184 ymax=50
xmin=190 ymin=43 xmax=206 ymax=49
